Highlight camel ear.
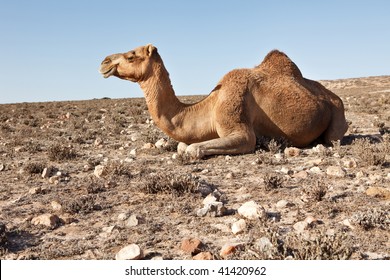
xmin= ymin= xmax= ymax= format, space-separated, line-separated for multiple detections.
xmin=145 ymin=44 xmax=157 ymax=57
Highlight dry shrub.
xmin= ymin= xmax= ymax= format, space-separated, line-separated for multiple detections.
xmin=61 ymin=195 xmax=102 ymax=214
xmin=351 ymin=208 xmax=390 ymax=230
xmin=48 ymin=144 xmax=78 ymax=161
xmin=24 ymin=162 xmax=46 ymax=175
xmin=263 ymin=173 xmax=284 ymax=191
xmin=304 ymin=180 xmax=328 ymax=201
xmin=141 ymin=173 xmax=212 ymax=197
xmin=104 ymin=161 xmax=132 ymax=179
xmin=241 ymin=227 xmax=354 ymax=260
xmin=351 ymin=137 xmax=389 ymax=166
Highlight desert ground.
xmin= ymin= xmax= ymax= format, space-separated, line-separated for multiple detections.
xmin=0 ymin=76 xmax=389 ymax=260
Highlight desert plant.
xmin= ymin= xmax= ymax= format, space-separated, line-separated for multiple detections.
xmin=263 ymin=173 xmax=284 ymax=191
xmin=48 ymin=144 xmax=78 ymax=161
xmin=351 ymin=208 xmax=390 ymax=230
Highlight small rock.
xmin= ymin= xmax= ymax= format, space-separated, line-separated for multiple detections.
xmin=117 ymin=212 xmax=130 ymax=221
xmin=219 ymin=244 xmax=238 ymax=258
xmin=28 ymin=187 xmax=42 ymax=195
xmin=225 ymin=172 xmax=235 ymax=179
xmin=231 ymin=219 xmax=246 ymax=234
xmin=94 ymin=137 xmax=103 ymax=147
xmin=237 ymin=201 xmax=266 ymax=220
xmin=193 ymin=252 xmax=213 ymax=260
xmin=130 ymin=149 xmax=137 ymax=156
xmin=276 ymin=199 xmax=291 ymax=209
xmin=125 ymin=214 xmax=139 ymax=227
xmin=31 ymin=214 xmax=60 ymax=228
xmin=341 ymin=219 xmax=355 ymax=230
xmin=115 ymin=244 xmax=143 ymax=260
xmin=181 ymin=238 xmax=203 ymax=254
xmin=255 ymin=237 xmax=273 ymax=252
xmin=41 ymin=167 xmax=52 ymax=178
xmin=0 ymin=164 xmax=5 ymax=171
xmin=343 ymin=158 xmax=357 ymax=168
xmin=304 ymin=216 xmax=319 ymax=226
xmin=309 ymin=166 xmax=322 ymax=174
xmin=312 ymin=144 xmax=327 ymax=154
xmin=202 ymin=202 xmax=227 ymax=217
xmin=225 ymin=155 xmax=232 ymax=161
xmin=49 ymin=175 xmax=60 ymax=184
xmin=293 ymin=221 xmax=308 ymax=233
xmin=155 ymin=138 xmax=168 ymax=149
xmin=202 ymin=194 xmax=217 ymax=205
xmin=94 ymin=165 xmax=106 ymax=178
xmin=142 ymin=143 xmax=155 ymax=149
xmin=292 ymin=170 xmax=308 ymax=179
xmin=201 ymin=169 xmax=209 ymax=174
xmin=326 ymin=166 xmax=346 ymax=178
xmin=51 ymin=201 xmax=62 ymax=211
xmin=356 ymin=171 xmax=366 ymax=179
xmin=366 ymin=187 xmax=390 ymax=200
xmin=284 ymin=147 xmax=301 ymax=157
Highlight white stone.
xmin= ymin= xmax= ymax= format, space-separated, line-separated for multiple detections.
xmin=326 ymin=166 xmax=346 ymax=178
xmin=256 ymin=237 xmax=273 ymax=252
xmin=51 ymin=201 xmax=62 ymax=211
xmin=31 ymin=214 xmax=60 ymax=228
xmin=202 ymin=194 xmax=217 ymax=205
xmin=125 ymin=215 xmax=139 ymax=227
xmin=41 ymin=167 xmax=51 ymax=178
xmin=237 ymin=201 xmax=266 ymax=220
xmin=293 ymin=221 xmax=308 ymax=233
xmin=231 ymin=219 xmax=246 ymax=234
xmin=309 ymin=166 xmax=322 ymax=174
xmin=155 ymin=138 xmax=168 ymax=149
xmin=94 ymin=165 xmax=105 ymax=178
xmin=276 ymin=200 xmax=289 ymax=209
xmin=115 ymin=244 xmax=143 ymax=260
xmin=284 ymin=147 xmax=301 ymax=157
xmin=130 ymin=149 xmax=137 ymax=156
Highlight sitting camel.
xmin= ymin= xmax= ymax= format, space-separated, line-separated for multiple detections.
xmin=100 ymin=44 xmax=348 ymax=158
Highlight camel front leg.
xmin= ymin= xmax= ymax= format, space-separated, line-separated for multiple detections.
xmin=183 ymin=133 xmax=256 ymax=159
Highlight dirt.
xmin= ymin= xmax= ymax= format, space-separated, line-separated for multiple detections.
xmin=0 ymin=76 xmax=389 ymax=260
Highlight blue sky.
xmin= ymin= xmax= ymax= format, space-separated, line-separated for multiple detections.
xmin=0 ymin=0 xmax=389 ymax=104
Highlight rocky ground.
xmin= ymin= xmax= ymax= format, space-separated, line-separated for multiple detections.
xmin=0 ymin=76 xmax=389 ymax=260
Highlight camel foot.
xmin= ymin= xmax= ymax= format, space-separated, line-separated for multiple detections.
xmin=185 ymin=144 xmax=204 ymax=159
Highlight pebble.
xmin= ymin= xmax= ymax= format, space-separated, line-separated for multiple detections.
xmin=130 ymin=149 xmax=137 ymax=156
xmin=41 ymin=167 xmax=52 ymax=178
xmin=237 ymin=201 xmax=266 ymax=220
xmin=181 ymin=238 xmax=203 ymax=254
xmin=231 ymin=219 xmax=246 ymax=234
xmin=51 ymin=201 xmax=62 ymax=211
xmin=225 ymin=172 xmax=235 ymax=179
xmin=155 ymin=138 xmax=168 ymax=149
xmin=326 ymin=166 xmax=346 ymax=178
xmin=293 ymin=221 xmax=308 ymax=233
xmin=192 ymin=252 xmax=213 ymax=260
xmin=220 ymin=243 xmax=243 ymax=258
xmin=94 ymin=137 xmax=103 ymax=147
xmin=284 ymin=147 xmax=301 ymax=157
xmin=28 ymin=187 xmax=42 ymax=195
xmin=255 ymin=237 xmax=273 ymax=252
xmin=0 ymin=164 xmax=5 ymax=171
xmin=31 ymin=214 xmax=60 ymax=228
xmin=366 ymin=187 xmax=390 ymax=200
xmin=115 ymin=244 xmax=143 ymax=260
xmin=202 ymin=194 xmax=217 ymax=205
xmin=197 ymin=202 xmax=227 ymax=217
xmin=117 ymin=212 xmax=130 ymax=221
xmin=125 ymin=214 xmax=139 ymax=227
xmin=275 ymin=199 xmax=291 ymax=209
xmin=293 ymin=170 xmax=308 ymax=179
xmin=49 ymin=175 xmax=60 ymax=184
xmin=142 ymin=143 xmax=155 ymax=149
xmin=309 ymin=166 xmax=322 ymax=174
xmin=343 ymin=158 xmax=357 ymax=168
xmin=94 ymin=165 xmax=106 ymax=178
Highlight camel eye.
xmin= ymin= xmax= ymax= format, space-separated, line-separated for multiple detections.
xmin=127 ymin=56 xmax=135 ymax=62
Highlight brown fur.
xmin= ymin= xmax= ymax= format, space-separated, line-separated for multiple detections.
xmin=100 ymin=45 xmax=348 ymax=158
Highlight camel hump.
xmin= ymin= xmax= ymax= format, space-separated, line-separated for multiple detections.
xmin=257 ymin=50 xmax=303 ymax=78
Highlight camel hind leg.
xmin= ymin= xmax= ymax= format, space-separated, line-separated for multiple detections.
xmin=322 ymin=105 xmax=349 ymax=144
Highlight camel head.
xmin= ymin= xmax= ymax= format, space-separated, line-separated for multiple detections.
xmin=99 ymin=44 xmax=158 ymax=82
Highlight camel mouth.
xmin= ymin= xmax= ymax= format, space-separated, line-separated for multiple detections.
xmin=101 ymin=66 xmax=117 ymax=78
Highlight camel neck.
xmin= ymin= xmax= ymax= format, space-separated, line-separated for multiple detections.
xmin=139 ymin=59 xmax=184 ymax=131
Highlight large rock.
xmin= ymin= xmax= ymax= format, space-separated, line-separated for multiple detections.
xmin=231 ymin=219 xmax=247 ymax=234
xmin=237 ymin=201 xmax=266 ymax=220
xmin=115 ymin=244 xmax=143 ymax=260
xmin=31 ymin=214 xmax=60 ymax=228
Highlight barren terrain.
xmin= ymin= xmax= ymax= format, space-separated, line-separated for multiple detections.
xmin=1 ymin=76 xmax=389 ymax=260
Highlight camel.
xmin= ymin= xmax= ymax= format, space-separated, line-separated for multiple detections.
xmin=100 ymin=44 xmax=348 ymax=159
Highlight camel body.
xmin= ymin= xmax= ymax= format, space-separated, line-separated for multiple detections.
xmin=100 ymin=45 xmax=348 ymax=158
